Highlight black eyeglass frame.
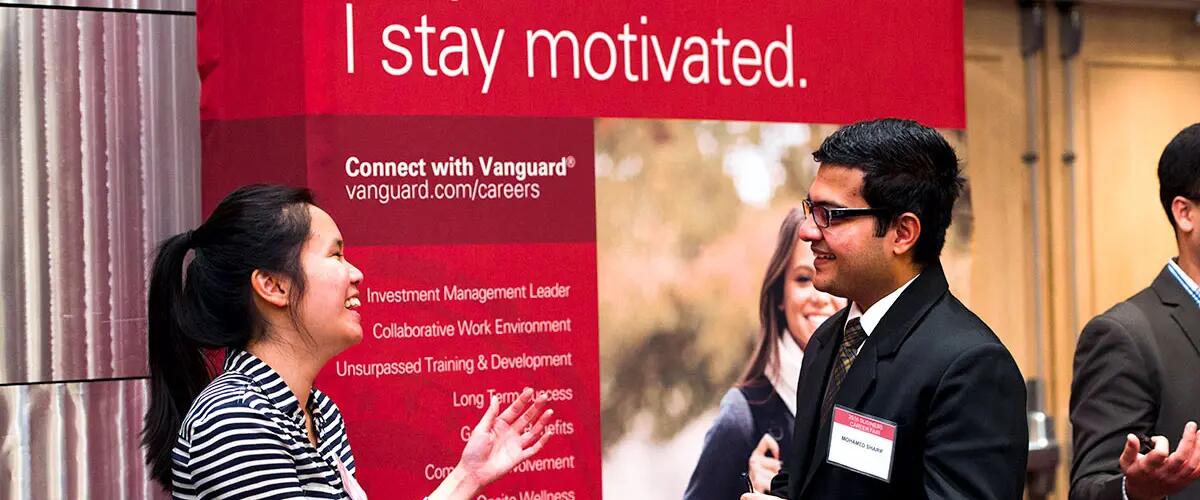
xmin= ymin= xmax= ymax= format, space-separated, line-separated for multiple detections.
xmin=802 ymin=199 xmax=893 ymax=235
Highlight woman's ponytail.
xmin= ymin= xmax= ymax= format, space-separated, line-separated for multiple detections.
xmin=142 ymin=231 xmax=212 ymax=487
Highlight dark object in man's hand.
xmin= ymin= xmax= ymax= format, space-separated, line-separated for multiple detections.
xmin=1136 ymin=433 xmax=1154 ymax=455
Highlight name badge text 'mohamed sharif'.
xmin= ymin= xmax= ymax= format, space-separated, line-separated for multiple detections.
xmin=826 ymin=406 xmax=897 ymax=482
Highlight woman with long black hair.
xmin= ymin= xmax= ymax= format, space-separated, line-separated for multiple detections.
xmin=683 ymin=208 xmax=844 ymax=499
xmin=142 ymin=184 xmax=552 ymax=499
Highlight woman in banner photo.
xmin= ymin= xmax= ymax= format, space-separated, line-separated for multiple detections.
xmin=141 ymin=184 xmax=553 ymax=499
xmin=683 ymin=208 xmax=844 ymax=499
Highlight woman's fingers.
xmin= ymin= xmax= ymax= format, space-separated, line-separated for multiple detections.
xmin=477 ymin=387 xmax=554 ymax=464
xmin=512 ymin=392 xmax=550 ymax=432
xmin=752 ymin=456 xmax=782 ymax=472
xmin=473 ymin=395 xmax=503 ymax=435
xmin=520 ymin=430 xmax=553 ymax=462
xmin=752 ymin=433 xmax=780 ymax=459
xmin=520 ymin=408 xmax=555 ymax=448
xmin=497 ymin=387 xmax=535 ymax=426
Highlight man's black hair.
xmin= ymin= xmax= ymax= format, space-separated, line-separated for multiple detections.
xmin=1158 ymin=123 xmax=1200 ymax=229
xmin=813 ymin=118 xmax=965 ymax=268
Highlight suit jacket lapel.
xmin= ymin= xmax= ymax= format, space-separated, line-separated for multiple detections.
xmin=869 ymin=264 xmax=950 ymax=357
xmin=1151 ymin=266 xmax=1200 ymax=357
xmin=791 ymin=308 xmax=847 ymax=494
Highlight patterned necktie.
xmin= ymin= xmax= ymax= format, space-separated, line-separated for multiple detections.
xmin=819 ymin=317 xmax=868 ymax=423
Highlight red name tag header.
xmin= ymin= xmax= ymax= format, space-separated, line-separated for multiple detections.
xmin=834 ymin=407 xmax=896 ymax=440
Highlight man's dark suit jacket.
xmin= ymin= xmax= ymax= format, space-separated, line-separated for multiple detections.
xmin=1070 ymin=265 xmax=1200 ymax=500
xmin=768 ymin=264 xmax=1028 ymax=499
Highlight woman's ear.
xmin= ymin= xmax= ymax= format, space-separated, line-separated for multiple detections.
xmin=250 ymin=269 xmax=290 ymax=308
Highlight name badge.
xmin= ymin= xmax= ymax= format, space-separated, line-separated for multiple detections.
xmin=826 ymin=406 xmax=897 ymax=482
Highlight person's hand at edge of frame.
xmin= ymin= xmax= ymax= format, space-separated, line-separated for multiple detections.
xmin=1121 ymin=421 xmax=1200 ymax=500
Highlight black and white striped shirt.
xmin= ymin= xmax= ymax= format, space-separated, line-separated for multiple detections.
xmin=171 ymin=349 xmax=359 ymax=499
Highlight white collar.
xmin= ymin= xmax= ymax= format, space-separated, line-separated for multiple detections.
xmin=847 ymin=274 xmax=920 ymax=337
xmin=766 ymin=330 xmax=805 ymax=415
xmin=1168 ymin=257 xmax=1200 ymax=291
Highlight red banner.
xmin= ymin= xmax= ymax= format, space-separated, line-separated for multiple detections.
xmin=198 ymin=0 xmax=964 ymax=127
xmin=198 ymin=1 xmax=964 ymax=498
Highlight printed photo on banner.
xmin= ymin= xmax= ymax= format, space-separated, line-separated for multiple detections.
xmin=594 ymin=119 xmax=974 ymax=499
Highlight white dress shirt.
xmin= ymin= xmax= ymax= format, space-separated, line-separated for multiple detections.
xmin=845 ymin=274 xmax=920 ymax=353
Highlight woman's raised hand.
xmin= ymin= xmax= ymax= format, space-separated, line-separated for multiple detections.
xmin=461 ymin=387 xmax=554 ymax=485
xmin=428 ymin=387 xmax=554 ymax=500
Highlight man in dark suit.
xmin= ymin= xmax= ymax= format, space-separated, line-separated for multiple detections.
xmin=742 ymin=118 xmax=1028 ymax=500
xmin=1070 ymin=123 xmax=1200 ymax=500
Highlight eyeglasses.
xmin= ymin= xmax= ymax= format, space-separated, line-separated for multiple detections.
xmin=801 ymin=199 xmax=891 ymax=228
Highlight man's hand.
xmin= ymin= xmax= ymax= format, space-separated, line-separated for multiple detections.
xmin=740 ymin=494 xmax=778 ymax=500
xmin=1120 ymin=421 xmax=1200 ymax=500
xmin=748 ymin=433 xmax=782 ymax=493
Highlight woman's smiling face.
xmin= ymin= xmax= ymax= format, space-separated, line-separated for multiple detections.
xmin=782 ymin=240 xmax=844 ymax=349
xmin=293 ymin=205 xmax=365 ymax=352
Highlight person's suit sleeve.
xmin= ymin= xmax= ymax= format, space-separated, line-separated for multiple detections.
xmin=684 ymin=389 xmax=757 ymax=500
xmin=923 ymin=342 xmax=1028 ymax=500
xmin=1069 ymin=313 xmax=1157 ymax=500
